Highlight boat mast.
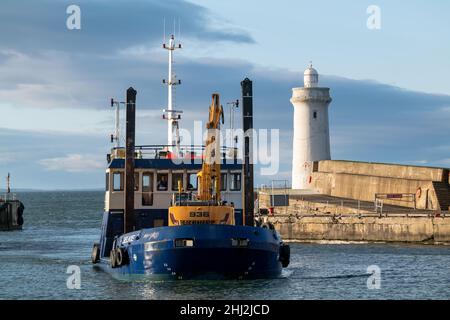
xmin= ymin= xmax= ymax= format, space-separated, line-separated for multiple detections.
xmin=162 ymin=33 xmax=183 ymax=156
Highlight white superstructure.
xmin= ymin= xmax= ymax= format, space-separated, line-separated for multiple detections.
xmin=291 ymin=64 xmax=332 ymax=189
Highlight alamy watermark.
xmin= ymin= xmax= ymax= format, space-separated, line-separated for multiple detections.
xmin=367 ymin=5 xmax=381 ymax=30
xmin=167 ymin=123 xmax=280 ymax=176
xmin=367 ymin=265 xmax=381 ymax=289
xmin=66 ymin=5 xmax=81 ymax=30
xmin=66 ymin=265 xmax=81 ymax=289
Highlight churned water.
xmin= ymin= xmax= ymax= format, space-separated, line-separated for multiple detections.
xmin=0 ymin=191 xmax=449 ymax=300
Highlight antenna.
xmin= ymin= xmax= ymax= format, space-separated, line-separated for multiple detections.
xmin=162 ymin=26 xmax=183 ymax=156
xmin=178 ymin=18 xmax=181 ymax=42
xmin=226 ymin=99 xmax=239 ymax=152
xmin=163 ymin=17 xmax=166 ymax=44
xmin=110 ymin=98 xmax=125 ymax=148
xmin=173 ymin=18 xmax=176 ymax=38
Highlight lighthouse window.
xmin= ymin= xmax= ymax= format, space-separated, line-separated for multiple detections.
xmin=172 ymin=173 xmax=184 ymax=191
xmin=230 ymin=173 xmax=241 ymax=191
xmin=113 ymin=172 xmax=124 ymax=191
xmin=186 ymin=173 xmax=198 ymax=191
xmin=220 ymin=173 xmax=227 ymax=191
xmin=313 ymin=111 xmax=317 ymax=119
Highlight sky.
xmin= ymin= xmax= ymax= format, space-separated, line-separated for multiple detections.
xmin=0 ymin=0 xmax=450 ymax=190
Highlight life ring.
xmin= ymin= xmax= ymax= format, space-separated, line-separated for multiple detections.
xmin=416 ymin=187 xmax=422 ymax=199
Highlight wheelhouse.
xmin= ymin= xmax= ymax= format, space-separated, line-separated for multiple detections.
xmin=103 ymin=145 xmax=244 ymax=229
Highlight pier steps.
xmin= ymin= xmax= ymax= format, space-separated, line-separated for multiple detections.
xmin=432 ymin=182 xmax=450 ymax=211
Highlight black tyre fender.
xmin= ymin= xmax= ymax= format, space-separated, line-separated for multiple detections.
xmin=279 ymin=243 xmax=290 ymax=268
xmin=261 ymin=222 xmax=275 ymax=230
xmin=91 ymin=243 xmax=100 ymax=264
xmin=115 ymin=247 xmax=129 ymax=266
xmin=110 ymin=249 xmax=117 ymax=268
xmin=17 ymin=202 xmax=24 ymax=226
xmin=116 ymin=248 xmax=128 ymax=266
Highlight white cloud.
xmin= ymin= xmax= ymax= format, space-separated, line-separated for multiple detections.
xmin=0 ymin=152 xmax=16 ymax=165
xmin=435 ymin=158 xmax=450 ymax=165
xmin=39 ymin=154 xmax=104 ymax=172
xmin=408 ymin=160 xmax=429 ymax=165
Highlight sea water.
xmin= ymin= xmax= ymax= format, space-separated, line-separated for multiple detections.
xmin=0 ymin=191 xmax=449 ymax=300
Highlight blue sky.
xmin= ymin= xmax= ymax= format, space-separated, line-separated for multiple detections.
xmin=0 ymin=0 xmax=450 ymax=189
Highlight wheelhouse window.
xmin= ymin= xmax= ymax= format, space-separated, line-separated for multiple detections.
xmin=172 ymin=172 xmax=184 ymax=191
xmin=113 ymin=172 xmax=124 ymax=191
xmin=156 ymin=173 xmax=168 ymax=191
xmin=105 ymin=172 xmax=109 ymax=191
xmin=142 ymin=173 xmax=154 ymax=192
xmin=230 ymin=173 xmax=241 ymax=191
xmin=142 ymin=172 xmax=154 ymax=206
xmin=186 ymin=173 xmax=198 ymax=191
xmin=220 ymin=173 xmax=227 ymax=191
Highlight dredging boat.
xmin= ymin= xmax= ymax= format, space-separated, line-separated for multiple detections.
xmin=91 ymin=34 xmax=290 ymax=279
xmin=0 ymin=173 xmax=25 ymax=231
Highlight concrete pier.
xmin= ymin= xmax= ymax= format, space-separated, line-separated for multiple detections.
xmin=267 ymin=214 xmax=450 ymax=243
xmin=258 ymin=159 xmax=450 ymax=243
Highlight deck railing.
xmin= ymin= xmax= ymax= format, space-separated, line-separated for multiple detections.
xmin=0 ymin=193 xmax=17 ymax=202
xmin=110 ymin=145 xmax=240 ymax=162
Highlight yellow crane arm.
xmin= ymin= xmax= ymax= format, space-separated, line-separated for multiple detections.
xmin=198 ymin=93 xmax=224 ymax=202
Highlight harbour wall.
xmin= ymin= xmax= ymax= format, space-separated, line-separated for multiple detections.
xmin=258 ymin=160 xmax=450 ymax=243
xmin=307 ymin=160 xmax=450 ymax=210
xmin=268 ymin=214 xmax=450 ymax=243
xmin=315 ymin=160 xmax=448 ymax=182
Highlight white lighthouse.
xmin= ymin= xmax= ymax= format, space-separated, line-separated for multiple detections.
xmin=291 ymin=64 xmax=332 ymax=189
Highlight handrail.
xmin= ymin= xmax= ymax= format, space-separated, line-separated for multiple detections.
xmin=110 ymin=145 xmax=240 ymax=161
xmin=0 ymin=193 xmax=17 ymax=202
xmin=113 ymin=144 xmax=238 ymax=152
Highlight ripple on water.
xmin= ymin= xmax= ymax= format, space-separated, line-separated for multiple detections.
xmin=1 ymin=191 xmax=450 ymax=300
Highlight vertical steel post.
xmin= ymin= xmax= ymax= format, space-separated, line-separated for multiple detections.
xmin=241 ymin=78 xmax=254 ymax=226
xmin=124 ymin=87 xmax=137 ymax=234
xmin=6 ymin=173 xmax=10 ymax=194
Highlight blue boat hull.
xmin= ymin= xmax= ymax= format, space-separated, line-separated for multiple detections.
xmin=95 ymin=224 xmax=284 ymax=280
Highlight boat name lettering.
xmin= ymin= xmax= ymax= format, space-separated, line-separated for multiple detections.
xmin=144 ymin=232 xmax=159 ymax=240
xmin=122 ymin=235 xmax=137 ymax=244
xmin=190 ymin=211 xmax=209 ymax=218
